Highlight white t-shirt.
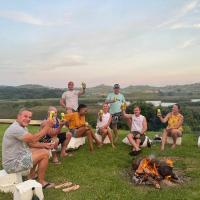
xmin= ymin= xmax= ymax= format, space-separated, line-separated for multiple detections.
xmin=62 ymin=90 xmax=79 ymax=111
xmin=97 ymin=112 xmax=111 ymax=128
xmin=131 ymin=114 xmax=145 ymax=133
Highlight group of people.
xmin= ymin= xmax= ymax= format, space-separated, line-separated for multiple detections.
xmin=1 ymin=81 xmax=184 ymax=189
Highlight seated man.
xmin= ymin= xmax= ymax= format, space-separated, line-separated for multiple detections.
xmin=64 ymin=104 xmax=102 ymax=151
xmin=157 ymin=104 xmax=184 ymax=151
xmin=40 ymin=106 xmax=72 ymax=164
xmin=96 ymin=103 xmax=115 ymax=148
xmin=2 ymin=108 xmax=55 ymax=189
xmin=122 ymin=105 xmax=147 ymax=155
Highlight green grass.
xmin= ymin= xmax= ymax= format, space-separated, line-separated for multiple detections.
xmin=0 ymin=124 xmax=200 ymax=200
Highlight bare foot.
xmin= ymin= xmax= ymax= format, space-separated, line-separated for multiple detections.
xmin=60 ymin=152 xmax=73 ymax=158
xmin=171 ymin=144 xmax=176 ymax=149
xmin=112 ymin=144 xmax=116 ymax=149
xmin=97 ymin=142 xmax=103 ymax=148
xmin=160 ymin=146 xmax=165 ymax=151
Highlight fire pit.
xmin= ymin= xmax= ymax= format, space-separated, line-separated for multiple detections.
xmin=131 ymin=156 xmax=183 ymax=189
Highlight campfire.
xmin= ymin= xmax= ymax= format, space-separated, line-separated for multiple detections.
xmin=132 ymin=156 xmax=181 ymax=189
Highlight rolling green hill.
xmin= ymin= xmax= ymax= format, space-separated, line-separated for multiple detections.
xmin=0 ymin=83 xmax=200 ymax=100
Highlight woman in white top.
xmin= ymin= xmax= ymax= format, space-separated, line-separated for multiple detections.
xmin=96 ymin=103 xmax=115 ymax=148
xmin=122 ymin=105 xmax=147 ymax=155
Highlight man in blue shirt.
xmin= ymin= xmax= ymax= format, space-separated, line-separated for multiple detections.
xmin=105 ymin=84 xmax=126 ymax=143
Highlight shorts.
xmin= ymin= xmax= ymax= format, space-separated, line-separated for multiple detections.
xmin=40 ymin=133 xmax=66 ymax=144
xmin=131 ymin=131 xmax=146 ymax=145
xmin=57 ymin=132 xmax=67 ymax=144
xmin=69 ymin=129 xmax=78 ymax=138
xmin=4 ymin=152 xmax=33 ymax=173
xmin=97 ymin=127 xmax=111 ymax=135
xmin=111 ymin=112 xmax=122 ymax=125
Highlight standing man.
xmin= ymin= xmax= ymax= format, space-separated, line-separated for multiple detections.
xmin=2 ymin=108 xmax=55 ymax=189
xmin=105 ymin=84 xmax=126 ymax=143
xmin=60 ymin=81 xmax=86 ymax=113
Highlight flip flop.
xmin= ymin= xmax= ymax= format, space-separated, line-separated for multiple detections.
xmin=42 ymin=182 xmax=55 ymax=189
xmin=62 ymin=184 xmax=80 ymax=192
xmin=55 ymin=182 xmax=73 ymax=189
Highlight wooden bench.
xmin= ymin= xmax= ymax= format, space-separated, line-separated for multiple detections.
xmin=0 ymin=119 xmax=42 ymax=126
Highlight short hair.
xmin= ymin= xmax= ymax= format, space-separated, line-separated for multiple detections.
xmin=48 ymin=106 xmax=57 ymax=112
xmin=18 ymin=108 xmax=32 ymax=115
xmin=174 ymin=104 xmax=181 ymax=110
xmin=68 ymin=81 xmax=74 ymax=85
xmin=77 ymin=104 xmax=87 ymax=112
xmin=134 ymin=105 xmax=141 ymax=110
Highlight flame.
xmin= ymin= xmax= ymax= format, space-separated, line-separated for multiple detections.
xmin=136 ymin=158 xmax=159 ymax=177
xmin=166 ymin=159 xmax=173 ymax=167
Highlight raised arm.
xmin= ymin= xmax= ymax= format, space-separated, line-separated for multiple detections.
xmin=78 ymin=83 xmax=86 ymax=96
xmin=158 ymin=113 xmax=170 ymax=123
xmin=22 ymin=123 xmax=53 ymax=144
xmin=122 ymin=110 xmax=132 ymax=119
xmin=105 ymin=94 xmax=115 ymax=104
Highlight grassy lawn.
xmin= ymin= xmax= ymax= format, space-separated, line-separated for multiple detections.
xmin=0 ymin=124 xmax=200 ymax=200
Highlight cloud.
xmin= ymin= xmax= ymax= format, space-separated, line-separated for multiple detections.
xmin=178 ymin=39 xmax=195 ymax=49
xmin=0 ymin=11 xmax=70 ymax=26
xmin=44 ymin=54 xmax=87 ymax=70
xmin=169 ymin=23 xmax=200 ymax=29
xmin=0 ymin=53 xmax=86 ymax=73
xmin=158 ymin=0 xmax=200 ymax=29
xmin=181 ymin=0 xmax=199 ymax=15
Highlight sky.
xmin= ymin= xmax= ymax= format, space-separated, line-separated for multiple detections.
xmin=0 ymin=0 xmax=200 ymax=88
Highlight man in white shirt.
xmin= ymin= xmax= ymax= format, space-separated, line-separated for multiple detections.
xmin=60 ymin=81 xmax=86 ymax=113
xmin=122 ymin=105 xmax=147 ymax=156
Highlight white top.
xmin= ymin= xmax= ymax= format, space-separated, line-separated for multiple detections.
xmin=131 ymin=114 xmax=145 ymax=133
xmin=62 ymin=90 xmax=79 ymax=111
xmin=97 ymin=112 xmax=111 ymax=128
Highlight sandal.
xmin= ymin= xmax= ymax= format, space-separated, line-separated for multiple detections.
xmin=42 ymin=182 xmax=55 ymax=189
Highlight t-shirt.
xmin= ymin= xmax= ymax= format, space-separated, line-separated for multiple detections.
xmin=96 ymin=112 xmax=111 ymax=128
xmin=64 ymin=112 xmax=85 ymax=129
xmin=131 ymin=114 xmax=145 ymax=133
xmin=2 ymin=121 xmax=31 ymax=169
xmin=106 ymin=93 xmax=125 ymax=114
xmin=61 ymin=90 xmax=79 ymax=111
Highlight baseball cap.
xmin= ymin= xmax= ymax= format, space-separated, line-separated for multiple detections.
xmin=113 ymin=84 xmax=120 ymax=89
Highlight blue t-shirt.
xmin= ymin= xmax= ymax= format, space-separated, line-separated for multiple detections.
xmin=106 ymin=93 xmax=125 ymax=114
